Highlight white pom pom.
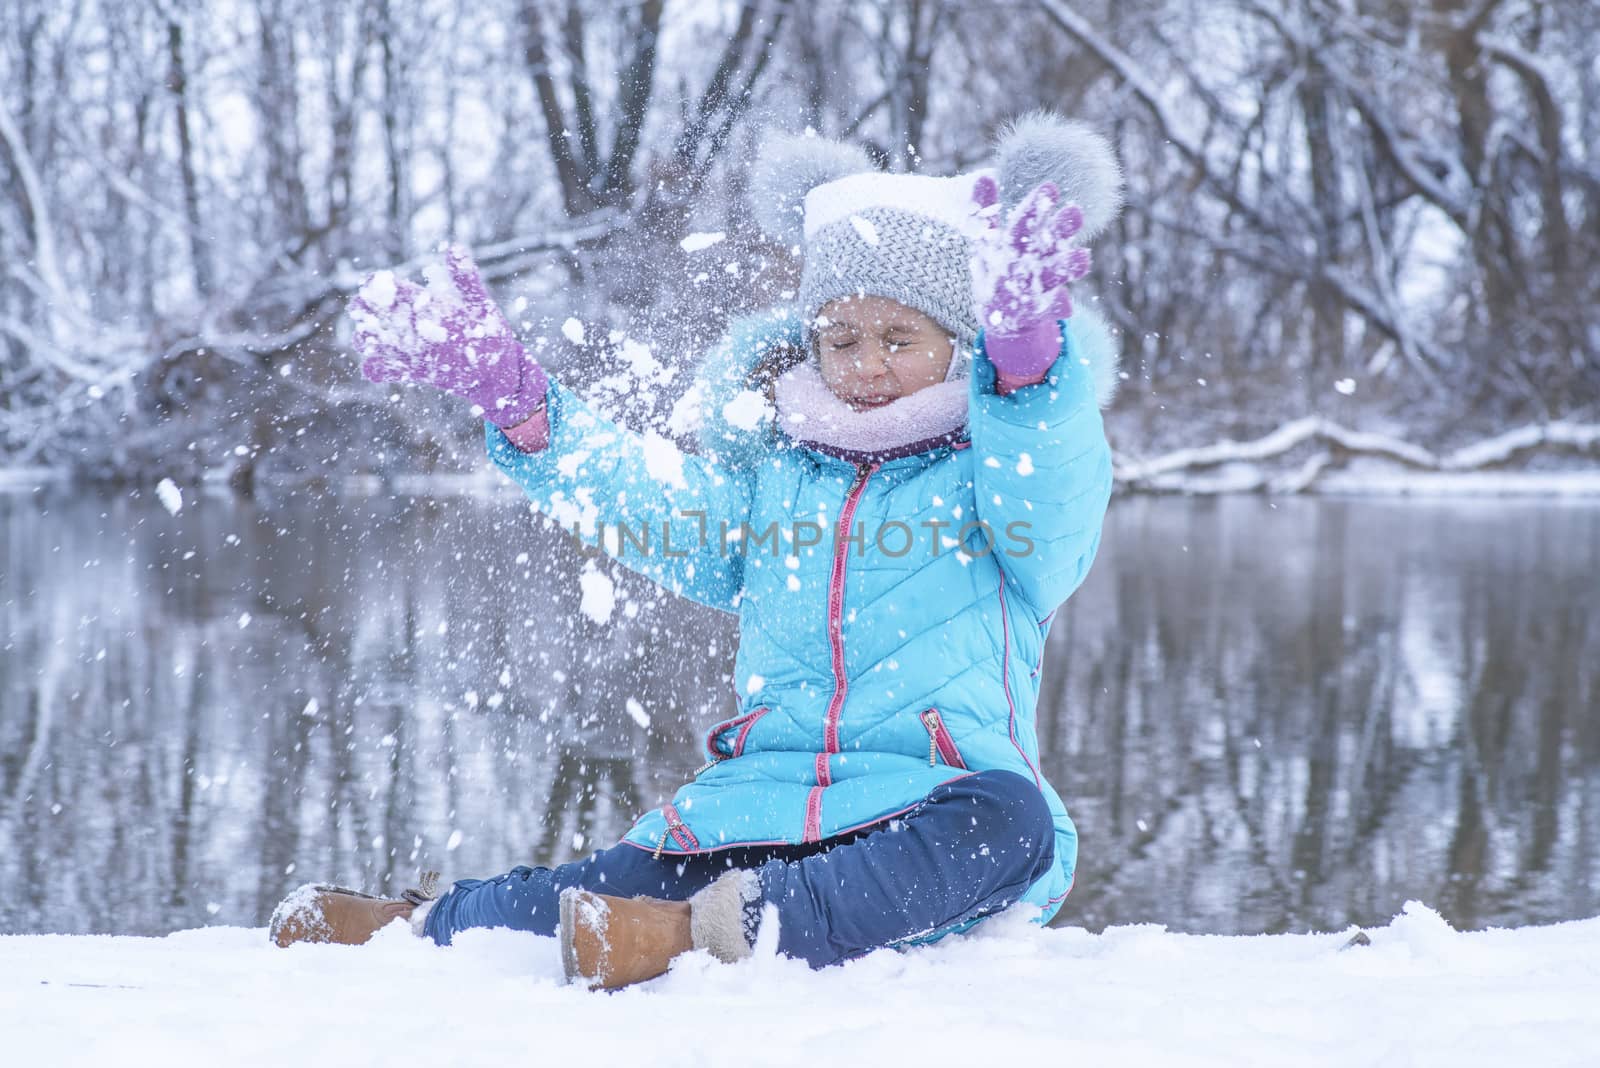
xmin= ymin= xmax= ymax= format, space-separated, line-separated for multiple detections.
xmin=993 ymin=111 xmax=1125 ymax=241
xmin=748 ymin=131 xmax=876 ymax=244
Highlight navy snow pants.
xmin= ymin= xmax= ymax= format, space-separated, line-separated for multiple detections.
xmin=422 ymin=769 xmax=1056 ymax=968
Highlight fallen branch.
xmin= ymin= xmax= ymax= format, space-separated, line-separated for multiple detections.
xmin=1115 ymin=418 xmax=1600 ymax=494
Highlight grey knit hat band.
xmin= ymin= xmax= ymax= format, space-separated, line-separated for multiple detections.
xmin=799 ymin=206 xmax=979 ymax=379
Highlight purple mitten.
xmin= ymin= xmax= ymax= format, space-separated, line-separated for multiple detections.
xmin=349 ymin=245 xmax=548 ymax=428
xmin=970 ymin=177 xmax=1093 ymax=382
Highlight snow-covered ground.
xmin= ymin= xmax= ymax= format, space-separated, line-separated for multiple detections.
xmin=6 ymin=902 xmax=1597 ymax=1067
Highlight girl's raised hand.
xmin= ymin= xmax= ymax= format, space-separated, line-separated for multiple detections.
xmin=348 ymin=245 xmax=548 ymax=428
xmin=970 ymin=177 xmax=1093 ymax=381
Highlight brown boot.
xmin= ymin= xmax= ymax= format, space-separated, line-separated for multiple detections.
xmin=269 ymin=872 xmax=440 ymax=948
xmin=559 ymin=870 xmax=759 ymax=990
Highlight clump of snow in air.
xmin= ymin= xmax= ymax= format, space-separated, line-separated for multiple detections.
xmin=1336 ymin=378 xmax=1357 ymax=395
xmin=7 ymin=901 xmax=1599 ymax=1065
xmin=578 ymin=562 xmax=616 ymax=624
xmin=641 ymin=431 xmax=688 ymax=489
xmin=155 ymin=478 xmax=183 ymax=515
xmin=721 ymin=389 xmax=773 ymax=431
xmin=561 ymin=318 xmax=586 ymax=345
xmin=445 ymin=829 xmax=464 ymax=852
xmin=620 ymin=338 xmax=673 ymax=385
xmin=359 ymin=270 xmax=397 ymax=310
xmin=666 ymin=383 xmax=706 ymax=436
xmin=624 ymin=698 xmax=651 ymax=729
xmin=555 ymin=449 xmax=590 ymax=480
xmin=237 ymin=613 xmax=252 ymax=629
xmin=1015 ymin=453 xmax=1034 ymax=476
xmin=849 ymin=215 xmax=880 ymax=246
xmin=349 ymin=261 xmax=466 ymax=355
xmin=746 ymin=673 xmax=765 ymax=695
xmin=679 ymin=231 xmax=726 ymax=253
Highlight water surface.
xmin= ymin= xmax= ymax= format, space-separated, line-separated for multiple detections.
xmin=2 ymin=489 xmax=1596 ymax=937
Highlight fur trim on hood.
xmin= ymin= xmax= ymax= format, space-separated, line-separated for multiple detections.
xmin=677 ymin=309 xmax=804 ymax=470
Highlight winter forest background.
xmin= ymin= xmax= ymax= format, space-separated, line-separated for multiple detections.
xmin=2 ymin=0 xmax=1597 ymax=487
xmin=3 ymin=1 xmax=1600 ymax=947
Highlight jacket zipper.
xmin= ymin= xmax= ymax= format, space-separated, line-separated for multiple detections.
xmin=653 ymin=803 xmax=698 ymax=858
xmin=822 ymin=462 xmax=877 ymax=756
xmin=921 ymin=709 xmax=968 ymax=769
xmin=803 ymin=461 xmax=877 ymax=845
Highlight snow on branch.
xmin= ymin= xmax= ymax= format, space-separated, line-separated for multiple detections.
xmin=1442 ymin=423 xmax=1600 ymax=470
xmin=1116 ymin=419 xmax=1600 ymax=494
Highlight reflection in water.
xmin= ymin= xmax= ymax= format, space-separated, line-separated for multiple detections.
xmin=2 ymin=491 xmax=1596 ymax=937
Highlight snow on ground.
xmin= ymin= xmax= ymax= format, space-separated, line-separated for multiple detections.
xmin=5 ymin=902 xmax=1597 ymax=1067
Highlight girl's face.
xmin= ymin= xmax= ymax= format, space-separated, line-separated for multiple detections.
xmin=815 ymin=296 xmax=954 ymax=410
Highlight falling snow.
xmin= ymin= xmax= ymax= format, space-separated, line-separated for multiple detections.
xmin=155 ymin=479 xmax=183 ymax=515
xmin=679 ymin=231 xmax=727 ymax=252
xmin=640 ymin=431 xmax=688 ymax=489
xmin=578 ymin=562 xmax=616 ymax=625
xmin=721 ymin=389 xmax=772 ymax=431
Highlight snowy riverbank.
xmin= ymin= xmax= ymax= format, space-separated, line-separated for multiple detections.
xmin=6 ymin=465 xmax=1600 ymax=500
xmin=6 ymin=413 xmax=1600 ymax=500
xmin=6 ymin=902 xmax=1597 ymax=1067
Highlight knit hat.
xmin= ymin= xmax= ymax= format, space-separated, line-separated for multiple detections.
xmin=748 ymin=112 xmax=1124 ymax=381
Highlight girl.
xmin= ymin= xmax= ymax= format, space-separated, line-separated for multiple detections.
xmin=272 ymin=113 xmax=1123 ymax=990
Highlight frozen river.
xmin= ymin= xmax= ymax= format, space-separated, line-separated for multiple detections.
xmin=2 ymin=489 xmax=1597 ymax=937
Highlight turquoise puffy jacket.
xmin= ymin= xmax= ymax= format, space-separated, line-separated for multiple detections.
xmin=487 ymin=309 xmax=1115 ymax=923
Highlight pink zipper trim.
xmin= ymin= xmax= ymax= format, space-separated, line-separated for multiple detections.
xmin=1031 ymin=610 xmax=1055 ymax=679
xmin=998 ymin=580 xmax=1041 ymax=788
xmin=661 ymin=803 xmax=699 ymax=851
xmin=734 ymin=709 xmax=767 ymax=756
xmin=803 ymin=786 xmax=825 ymax=843
xmin=703 ymin=706 xmax=769 ymax=762
xmin=803 ymin=753 xmax=831 ymax=844
xmin=822 ymin=462 xmax=877 ymax=754
xmin=922 ymin=709 xmax=968 ymax=770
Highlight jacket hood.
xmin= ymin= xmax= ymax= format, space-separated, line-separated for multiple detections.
xmin=681 ymin=308 xmax=803 ymax=470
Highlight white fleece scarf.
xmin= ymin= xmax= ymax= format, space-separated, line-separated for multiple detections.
xmin=773 ymin=361 xmax=969 ymax=460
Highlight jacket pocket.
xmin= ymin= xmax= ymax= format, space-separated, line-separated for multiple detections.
xmin=701 ymin=706 xmax=770 ymax=765
xmin=920 ymin=709 xmax=968 ymax=770
xmin=653 ymin=802 xmax=701 ymax=858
